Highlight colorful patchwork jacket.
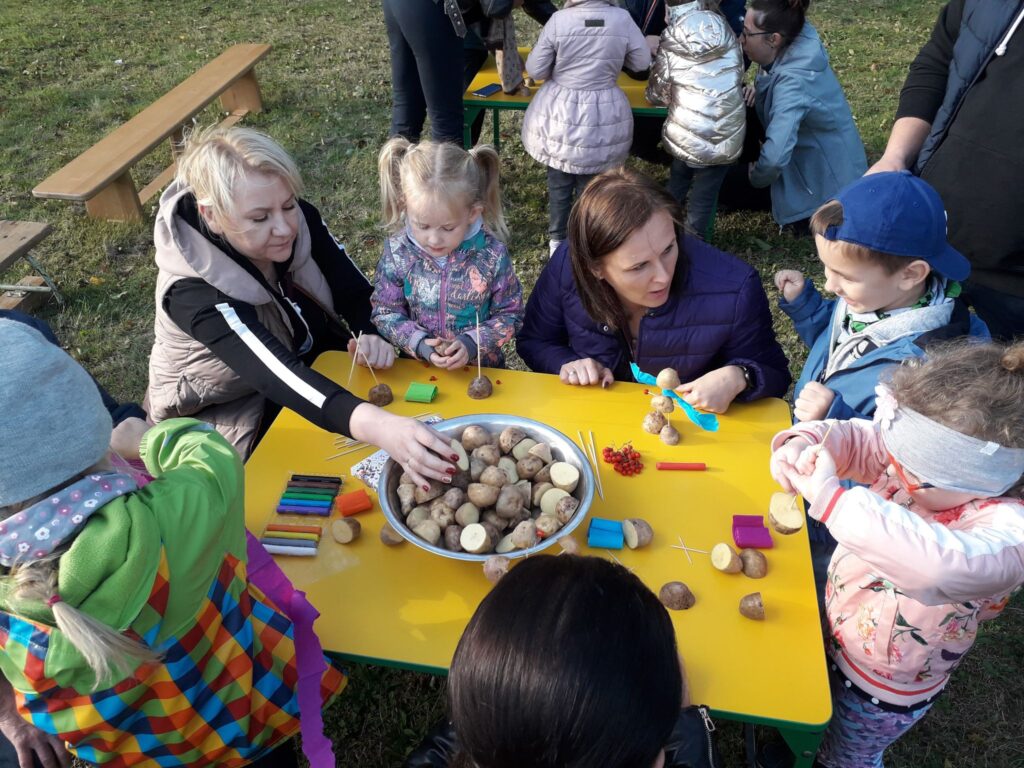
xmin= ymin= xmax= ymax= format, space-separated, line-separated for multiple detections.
xmin=772 ymin=417 xmax=1024 ymax=708
xmin=0 ymin=420 xmax=345 ymax=766
xmin=371 ymin=225 xmax=524 ymax=367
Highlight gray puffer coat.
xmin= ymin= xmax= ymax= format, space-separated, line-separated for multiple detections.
xmin=521 ymin=0 xmax=651 ymax=175
xmin=646 ymin=1 xmax=745 ymax=167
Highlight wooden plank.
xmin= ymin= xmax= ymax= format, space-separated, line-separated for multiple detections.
xmin=0 ymin=220 xmax=52 ymax=272
xmin=137 ymin=163 xmax=179 ymax=206
xmin=33 ymin=43 xmax=271 ymax=201
xmin=0 ymin=276 xmax=49 ymax=313
xmin=84 ymin=172 xmax=144 ymax=221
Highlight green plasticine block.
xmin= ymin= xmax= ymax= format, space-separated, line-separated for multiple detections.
xmin=405 ymin=382 xmax=438 ymax=403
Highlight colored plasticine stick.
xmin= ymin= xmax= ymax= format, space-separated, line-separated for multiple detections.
xmin=404 ymin=382 xmax=438 ymax=403
xmin=263 ymin=544 xmax=317 ymax=557
xmin=287 ymin=481 xmax=341 ymax=491
xmin=260 ymin=536 xmax=315 ymax=548
xmin=656 ymin=462 xmax=707 ymax=471
xmin=266 ymin=523 xmax=324 ymax=535
xmin=276 ymin=505 xmax=331 ymax=516
xmin=261 ymin=530 xmax=321 ymax=542
xmin=335 ymin=489 xmax=373 ymax=517
xmin=290 ymin=474 xmax=342 ymax=484
xmin=587 ymin=517 xmax=624 ymax=549
xmin=276 ymin=498 xmax=332 ymax=509
xmin=281 ymin=491 xmax=337 ymax=501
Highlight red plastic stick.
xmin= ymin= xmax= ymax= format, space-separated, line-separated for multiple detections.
xmin=656 ymin=462 xmax=707 ymax=471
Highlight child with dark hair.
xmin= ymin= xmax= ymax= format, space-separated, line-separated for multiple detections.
xmin=406 ymin=555 xmax=720 ymax=768
xmin=770 ymin=339 xmax=1024 ymax=767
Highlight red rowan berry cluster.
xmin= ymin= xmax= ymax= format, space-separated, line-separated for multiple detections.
xmin=601 ymin=443 xmax=644 ymax=476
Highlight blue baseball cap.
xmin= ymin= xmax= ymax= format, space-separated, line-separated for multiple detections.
xmin=823 ymin=171 xmax=970 ymax=281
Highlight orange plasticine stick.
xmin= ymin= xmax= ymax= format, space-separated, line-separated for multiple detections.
xmin=335 ymin=488 xmax=374 ymax=517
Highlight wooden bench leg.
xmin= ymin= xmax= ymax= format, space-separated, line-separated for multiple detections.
xmin=85 ymin=172 xmax=143 ymax=221
xmin=220 ymin=71 xmax=263 ymax=115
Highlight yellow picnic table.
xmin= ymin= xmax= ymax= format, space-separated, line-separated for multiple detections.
xmin=244 ymin=354 xmax=831 ymax=764
xmin=463 ymin=46 xmax=666 ymax=148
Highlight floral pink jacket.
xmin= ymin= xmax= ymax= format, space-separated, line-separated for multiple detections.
xmin=772 ymin=418 xmax=1024 ymax=707
xmin=371 ymin=226 xmax=523 ymax=367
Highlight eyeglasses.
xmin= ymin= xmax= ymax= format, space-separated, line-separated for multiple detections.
xmin=740 ymin=28 xmax=773 ymax=39
xmin=887 ymin=452 xmax=936 ymax=492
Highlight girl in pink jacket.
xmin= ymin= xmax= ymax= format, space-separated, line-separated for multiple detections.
xmin=770 ymin=340 xmax=1024 ymax=768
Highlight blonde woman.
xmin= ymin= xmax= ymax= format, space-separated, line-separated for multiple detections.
xmin=148 ymin=126 xmax=455 ymax=486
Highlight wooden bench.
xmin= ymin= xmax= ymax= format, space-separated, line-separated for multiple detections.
xmin=32 ymin=43 xmax=272 ymax=222
xmin=0 ymin=220 xmax=61 ymax=311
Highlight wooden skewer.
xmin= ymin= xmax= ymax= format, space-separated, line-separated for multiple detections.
xmin=325 ymin=444 xmax=374 ymax=462
xmin=347 ymin=331 xmax=364 ymax=388
xmin=577 ymin=430 xmax=604 ymax=501
xmin=587 ymin=430 xmax=605 ymax=501
xmin=475 ymin=310 xmax=482 ymax=380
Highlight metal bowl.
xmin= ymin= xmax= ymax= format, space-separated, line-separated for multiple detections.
xmin=377 ymin=414 xmax=595 ymax=562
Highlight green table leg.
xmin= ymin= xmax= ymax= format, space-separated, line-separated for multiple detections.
xmin=491 ymin=108 xmax=500 ymax=150
xmin=778 ymin=725 xmax=825 ymax=768
xmin=464 ymin=106 xmax=484 ymax=149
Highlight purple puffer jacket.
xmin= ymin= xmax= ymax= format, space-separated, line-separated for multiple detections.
xmin=517 ymin=236 xmax=791 ymax=400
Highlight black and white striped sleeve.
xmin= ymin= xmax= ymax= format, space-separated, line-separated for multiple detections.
xmin=164 ymin=279 xmax=365 ymax=437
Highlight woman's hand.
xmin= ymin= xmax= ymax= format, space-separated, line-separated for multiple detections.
xmin=743 ymin=83 xmax=756 ymax=108
xmin=780 ymin=443 xmax=838 ymax=505
xmin=770 ymin=435 xmax=812 ymax=493
xmin=348 ymin=334 xmax=396 ymax=370
xmin=429 ymin=338 xmax=470 ymax=370
xmin=676 ymin=366 xmax=746 ymax=413
xmin=646 ymin=34 xmax=661 ymax=58
xmin=349 ymin=405 xmax=457 ymax=490
xmin=793 ymin=382 xmax=835 ymax=422
xmin=0 ymin=678 xmax=71 ymax=768
xmin=773 ymin=269 xmax=805 ymax=302
xmin=559 ymin=358 xmax=613 ymax=388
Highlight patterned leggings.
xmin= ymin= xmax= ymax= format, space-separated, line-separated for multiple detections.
xmin=817 ymin=666 xmax=934 ymax=768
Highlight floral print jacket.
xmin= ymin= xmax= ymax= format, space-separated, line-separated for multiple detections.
xmin=371 ymin=226 xmax=524 ymax=367
xmin=772 ymin=417 xmax=1024 ymax=707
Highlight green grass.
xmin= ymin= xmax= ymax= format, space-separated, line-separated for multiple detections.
xmin=1 ymin=2 xmax=1021 ymax=766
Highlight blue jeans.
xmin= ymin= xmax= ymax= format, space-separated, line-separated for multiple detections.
xmin=383 ymin=0 xmax=465 ymax=143
xmin=547 ymin=168 xmax=595 ymax=242
xmin=667 ymin=160 xmax=730 ymax=240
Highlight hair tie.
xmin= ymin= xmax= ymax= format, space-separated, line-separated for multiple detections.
xmin=47 ymin=594 xmax=62 ymax=607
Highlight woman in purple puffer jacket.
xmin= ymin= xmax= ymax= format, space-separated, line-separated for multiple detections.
xmin=517 ymin=168 xmax=790 ymax=412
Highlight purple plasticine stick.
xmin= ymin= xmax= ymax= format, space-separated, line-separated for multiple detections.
xmin=732 ymin=515 xmax=765 ymax=528
xmin=276 ymin=504 xmax=331 ymax=516
xmin=733 ymin=524 xmax=774 ymax=549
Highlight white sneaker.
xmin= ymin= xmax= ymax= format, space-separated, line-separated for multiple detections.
xmin=549 ymin=239 xmax=563 ymax=257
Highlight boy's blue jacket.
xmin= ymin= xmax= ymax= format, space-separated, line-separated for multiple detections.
xmin=782 ymin=281 xmax=989 ymax=421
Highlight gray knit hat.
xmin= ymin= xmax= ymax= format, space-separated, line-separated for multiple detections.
xmin=0 ymin=319 xmax=112 ymax=507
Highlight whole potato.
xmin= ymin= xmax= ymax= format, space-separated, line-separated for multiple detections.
xmin=499 ymin=426 xmax=528 ymax=454
xmin=467 ymin=483 xmax=500 ymax=508
xmin=397 ymin=483 xmax=416 ymax=515
xmin=651 ymin=395 xmax=675 ymax=413
xmin=414 ymin=480 xmax=445 ymax=505
xmin=461 ymin=425 xmax=492 ymax=451
xmin=642 ymin=411 xmax=667 ymax=435
xmin=497 ymin=456 xmax=520 ymax=484
xmin=444 ymin=524 xmax=464 ymax=552
xmin=535 ymin=513 xmax=562 ymax=538
xmin=656 ymin=368 xmax=681 ymax=390
xmin=554 ymin=495 xmax=580 ymax=525
xmin=368 ymin=383 xmax=394 ymax=406
xmin=471 ymin=445 xmax=501 ymax=467
xmin=469 ymin=458 xmax=486 ymax=482
xmin=406 ymin=506 xmax=431 ymax=529
xmin=430 ymin=504 xmax=456 ymax=529
xmin=455 ymin=502 xmax=481 ymax=527
xmin=443 ymin=488 xmax=466 ymax=510
xmin=495 ymin=485 xmax=525 ymax=520
xmin=510 ymin=519 xmax=538 ymax=549
xmin=515 ymin=455 xmax=544 ymax=480
xmin=412 ymin=520 xmax=442 ymax=546
xmin=480 ymin=465 xmax=509 ymax=488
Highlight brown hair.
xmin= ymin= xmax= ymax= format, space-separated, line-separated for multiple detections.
xmin=810 ymin=200 xmax=919 ymax=275
xmin=567 ymin=168 xmax=685 ymax=331
xmin=749 ymin=0 xmax=810 ymax=46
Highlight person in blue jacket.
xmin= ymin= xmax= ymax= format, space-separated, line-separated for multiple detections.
xmin=773 ymin=172 xmax=988 ymax=424
xmin=742 ymin=0 xmax=866 ymax=232
xmin=517 ymin=168 xmax=790 ymax=414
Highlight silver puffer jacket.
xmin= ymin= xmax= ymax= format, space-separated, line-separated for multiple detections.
xmin=646 ymin=1 xmax=745 ymax=167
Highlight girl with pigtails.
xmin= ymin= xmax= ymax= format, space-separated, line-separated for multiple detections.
xmin=372 ymin=138 xmax=524 ymax=370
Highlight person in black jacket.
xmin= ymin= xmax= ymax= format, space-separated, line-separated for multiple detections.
xmin=405 ymin=556 xmax=721 ymax=768
xmin=868 ymin=0 xmax=1024 ymax=340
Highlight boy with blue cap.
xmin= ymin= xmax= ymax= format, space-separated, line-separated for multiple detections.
xmin=774 ymin=170 xmax=988 ymax=424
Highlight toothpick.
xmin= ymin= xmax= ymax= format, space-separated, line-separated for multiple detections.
xmin=576 ymin=430 xmax=604 ymax=501
xmin=587 ymin=430 xmax=605 ymax=501
xmin=324 ymin=443 xmax=373 ymax=461
xmin=670 ymin=535 xmax=708 ymax=565
xmin=475 ymin=310 xmax=482 ymax=380
xmin=606 ymin=551 xmax=633 ymax=572
xmin=347 ymin=331 xmax=364 ymax=388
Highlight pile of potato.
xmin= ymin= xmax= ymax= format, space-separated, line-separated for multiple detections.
xmin=392 ymin=424 xmax=584 ymax=555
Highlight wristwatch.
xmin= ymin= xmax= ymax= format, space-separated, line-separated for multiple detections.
xmin=737 ymin=364 xmax=754 ymax=393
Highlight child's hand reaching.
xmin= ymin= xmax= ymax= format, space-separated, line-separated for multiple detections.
xmin=743 ymin=83 xmax=756 ymax=108
xmin=793 ymin=382 xmax=836 ymax=422
xmin=773 ymin=270 xmax=805 ymax=302
xmin=777 ymin=443 xmax=839 ymax=505
xmin=676 ymin=366 xmax=747 ymax=413
xmin=769 ymin=435 xmax=813 ymax=493
xmin=426 ymin=338 xmax=470 ymax=370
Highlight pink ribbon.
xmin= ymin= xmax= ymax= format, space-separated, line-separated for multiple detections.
xmin=246 ymin=532 xmax=337 ymax=767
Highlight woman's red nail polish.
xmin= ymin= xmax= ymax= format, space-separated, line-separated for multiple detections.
xmin=450 ymin=454 xmax=459 ymax=461
xmin=423 ymin=484 xmax=430 ymax=491
xmin=446 ymin=467 xmax=457 ymax=475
